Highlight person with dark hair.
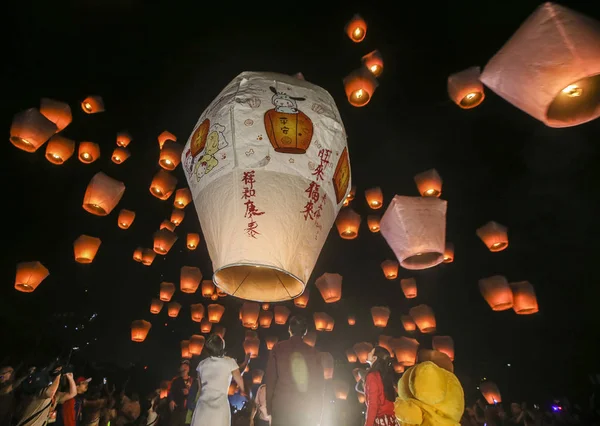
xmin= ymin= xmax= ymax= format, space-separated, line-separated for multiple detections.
xmin=190 ymin=334 xmax=244 ymax=426
xmin=265 ymin=315 xmax=325 ymax=426
xmin=364 ymin=346 xmax=399 ymax=426
xmin=169 ymin=361 xmax=193 ymax=426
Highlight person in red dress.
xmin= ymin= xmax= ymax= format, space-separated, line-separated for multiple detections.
xmin=364 ymin=346 xmax=399 ymax=426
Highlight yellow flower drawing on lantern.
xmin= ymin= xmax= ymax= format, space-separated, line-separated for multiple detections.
xmin=264 ymin=87 xmax=314 ymax=154
xmin=191 ymin=123 xmax=229 ymax=181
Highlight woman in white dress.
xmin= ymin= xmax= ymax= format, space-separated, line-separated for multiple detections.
xmin=190 ymin=334 xmax=245 ymax=426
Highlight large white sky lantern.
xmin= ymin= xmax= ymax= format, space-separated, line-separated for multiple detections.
xmin=182 ymin=72 xmax=351 ymax=302
xmin=380 ymin=196 xmax=447 ymax=270
xmin=480 ymin=2 xmax=600 ymax=128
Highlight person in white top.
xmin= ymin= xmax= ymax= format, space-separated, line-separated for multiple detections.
xmin=190 ymin=334 xmax=245 ymax=426
xmin=253 ymin=384 xmax=271 ymax=426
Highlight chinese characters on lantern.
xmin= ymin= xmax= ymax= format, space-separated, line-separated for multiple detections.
xmin=301 ymin=148 xmax=332 ymax=240
xmin=242 ymin=170 xmax=264 ymax=238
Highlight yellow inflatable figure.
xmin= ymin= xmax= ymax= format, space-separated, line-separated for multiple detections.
xmin=394 ymin=357 xmax=464 ymax=426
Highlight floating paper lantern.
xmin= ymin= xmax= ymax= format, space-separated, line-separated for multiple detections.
xmin=393 ymin=361 xmax=405 ymax=374
xmin=335 ymin=208 xmax=361 ymax=239
xmin=409 ymin=304 xmax=436 ymax=333
xmin=265 ymin=335 xmax=279 ymax=350
xmin=160 ymin=220 xmax=176 ymax=232
xmin=346 ymin=348 xmax=357 ymax=363
xmin=480 ymin=3 xmax=600 ymax=128
xmin=214 ymin=325 xmax=226 ymax=339
xmin=400 ymin=278 xmax=417 ymax=299
xmin=362 ymin=50 xmax=383 ymax=77
xmin=258 ymin=310 xmax=273 ymax=328
xmin=353 ymin=342 xmax=373 ymax=364
xmin=211 ymin=293 xmax=219 ymax=301
xmin=432 ymin=336 xmax=455 ymax=361
xmin=168 ymin=302 xmax=181 ymax=318
xmin=111 ymin=147 xmax=130 ymax=164
xmin=365 ymin=188 xmax=384 ymax=210
xmin=243 ymin=337 xmax=260 ymax=358
xmin=131 ymin=320 xmax=151 ymax=342
xmin=367 ymin=215 xmax=380 ymax=232
xmin=343 ymin=185 xmax=357 ymax=206
xmin=345 ymin=14 xmax=367 ymax=43
xmin=83 ymin=172 xmax=125 ymax=216
xmin=190 ymin=304 xmax=205 ymax=322
xmin=274 ymin=305 xmax=291 ymax=324
xmin=201 ymin=280 xmax=215 ymax=298
xmin=158 ymin=130 xmax=177 ymax=149
xmin=186 ymin=233 xmax=200 ymax=250
xmin=181 ymin=341 xmax=191 ymax=359
xmin=141 ymin=249 xmax=156 ymax=266
xmin=189 ymin=335 xmax=205 ymax=356
xmin=478 ymin=275 xmax=514 ymax=311
xmin=159 ymin=282 xmax=175 ymax=302
xmin=320 ymin=352 xmax=334 ymax=379
xmin=292 ymin=289 xmax=309 ymax=308
xmin=401 ymin=315 xmax=417 ymax=332
xmin=378 ymin=335 xmax=393 ymax=357
xmin=181 ymin=266 xmax=202 ymax=293
xmin=14 ymin=261 xmax=49 ymax=293
xmin=150 ymin=299 xmax=164 ymax=314
xmin=118 ymin=209 xmax=136 ymax=229
xmin=45 ymin=135 xmax=75 ymax=164
xmin=334 ymin=380 xmax=349 ymax=400
xmin=381 ymin=196 xmax=447 ymax=270
xmin=448 ymin=67 xmax=485 ymax=109
xmin=414 ymin=169 xmax=443 ymax=197
xmin=325 ymin=317 xmax=335 ymax=332
xmin=371 ymin=306 xmax=391 ymax=328
xmin=207 ymin=304 xmax=225 ymax=323
xmin=182 ymin=72 xmax=350 ymax=302
xmin=116 ymin=131 xmax=132 ymax=148
xmin=160 ymin=140 xmax=183 ymax=170
xmin=251 ymin=369 xmax=264 ymax=384
xmin=476 ymin=221 xmax=509 ymax=252
xmin=174 ymin=188 xmax=192 ymax=209
xmin=73 ymin=235 xmax=101 ymax=263
xmin=381 ymin=260 xmax=398 ymax=280
xmin=343 ymin=67 xmax=379 ymax=107
xmin=303 ymin=331 xmax=317 ymax=347
xmin=394 ymin=337 xmax=419 ymax=366
xmin=78 ymin=141 xmax=100 ymax=164
xmin=315 ymin=273 xmax=342 ymax=303
xmin=10 ymin=108 xmax=57 ymax=152
xmin=200 ymin=318 xmax=212 ymax=333
xmin=170 ymin=209 xmax=185 ymax=226
xmin=347 ymin=315 xmax=356 ymax=326
xmin=510 ymin=281 xmax=539 ymax=314
xmin=81 ymin=96 xmax=104 ymax=114
xmin=443 ymin=243 xmax=454 ymax=263
xmin=150 ymin=169 xmax=177 ymax=200
xmin=313 ymin=312 xmax=332 ymax=331
xmin=40 ymin=98 xmax=72 ymax=132
xmin=241 ymin=302 xmax=261 ymax=328
xmin=153 ymin=229 xmax=178 ymax=255
xmin=480 ymin=381 xmax=502 ymax=405
xmin=133 ymin=247 xmax=143 ymax=262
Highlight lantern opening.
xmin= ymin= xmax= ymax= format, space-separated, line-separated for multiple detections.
xmin=10 ymin=137 xmax=33 ymax=151
xmin=350 ymin=89 xmax=370 ymax=106
xmin=83 ymin=102 xmax=92 ymax=112
xmin=547 ymin=75 xmax=600 ymax=125
xmin=81 ymin=152 xmax=91 ymax=160
xmin=214 ymin=263 xmax=304 ymax=302
xmin=151 ymin=187 xmax=164 ymax=196
xmin=15 ymin=283 xmax=34 ymax=292
xmin=84 ymin=204 xmax=106 ymax=215
xmin=370 ymin=65 xmax=380 ymax=75
xmin=459 ymin=91 xmax=484 ymax=108
xmin=491 ymin=241 xmax=507 ymax=251
xmin=75 ymin=256 xmax=93 ymax=264
xmin=424 ymin=188 xmax=440 ymax=197
xmin=352 ymin=27 xmax=363 ymax=40
xmin=402 ymin=251 xmax=444 ymax=269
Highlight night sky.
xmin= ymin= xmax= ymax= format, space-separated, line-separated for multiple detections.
xmin=2 ymin=0 xmax=600 ymax=407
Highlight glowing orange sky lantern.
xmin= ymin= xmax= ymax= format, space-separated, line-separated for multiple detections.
xmin=294 ymin=288 xmax=310 ymax=308
xmin=379 ymin=335 xmax=393 ymax=357
xmin=159 ymin=140 xmax=184 ymax=170
xmin=365 ymin=187 xmax=383 ymax=209
xmin=401 ymin=315 xmax=417 ymax=332
xmin=181 ymin=341 xmax=191 ymax=359
xmin=40 ymin=98 xmax=72 ymax=132
xmin=380 ymin=260 xmax=398 ymax=279
xmin=325 ymin=317 xmax=335 ymax=331
xmin=480 ymin=3 xmax=600 ymax=128
xmin=381 ymin=196 xmax=447 ymax=270
xmin=251 ymin=369 xmax=264 ymax=384
xmin=131 ymin=320 xmax=151 ymax=342
xmin=262 ymin=303 xmax=270 ymax=310
xmin=159 ymin=282 xmax=175 ymax=302
xmin=243 ymin=337 xmax=260 ymax=358
xmin=347 ymin=315 xmax=356 ymax=326
xmin=116 ymin=131 xmax=131 ymax=147
xmin=180 ymin=266 xmax=202 ymax=294
xmin=141 ymin=249 xmax=156 ymax=266
xmin=160 ymin=220 xmax=176 ymax=232
xmin=346 ymin=348 xmax=357 ymax=363
xmin=393 ymin=361 xmax=405 ymax=374
xmin=448 ymin=67 xmax=485 ymax=109
xmin=15 ymin=261 xmax=49 ymax=293
xmin=10 ymin=108 xmax=57 ymax=152
xmin=190 ymin=303 xmax=205 ymax=322
xmin=168 ymin=302 xmax=181 ymax=318
xmin=212 ymin=293 xmax=220 ymax=301
xmin=274 ymin=305 xmax=290 ymax=324
xmin=81 ymin=95 xmax=104 ymax=114
xmin=189 ymin=335 xmax=205 ymax=356
xmin=343 ymin=185 xmax=356 ymax=206
xmin=111 ymin=147 xmax=130 ymax=164
xmin=201 ymin=280 xmax=215 ymax=298
xmin=345 ymin=14 xmax=367 ymax=43
xmin=265 ymin=335 xmax=279 ymax=350
xmin=400 ymin=278 xmax=417 ymax=299
xmin=45 ymin=135 xmax=75 ymax=164
xmin=371 ymin=306 xmax=391 ymax=328
xmin=334 ymin=380 xmax=349 ymax=400
xmin=174 ymin=188 xmax=192 ymax=209
xmin=367 ymin=215 xmax=380 ymax=233
xmin=83 ymin=172 xmax=125 ymax=216
xmin=170 ymin=209 xmax=185 ymax=226
xmin=78 ymin=141 xmax=100 ymax=164
xmin=73 ymin=235 xmax=101 ymax=263
xmin=181 ymin=73 xmax=350 ymax=303
xmin=510 ymin=281 xmax=539 ymax=315
xmin=343 ymin=67 xmax=378 ymax=107
xmin=394 ymin=337 xmax=419 ymax=366
xmin=353 ymin=342 xmax=373 ymax=364
xmin=414 ymin=168 xmax=443 ymax=197
xmin=214 ymin=325 xmax=226 ymax=339
xmin=150 ymin=298 xmax=164 ymax=314
xmin=303 ymin=331 xmax=317 ymax=347
xmin=153 ymin=229 xmax=178 ymax=255
xmin=362 ymin=50 xmax=383 ymax=77
xmin=443 ymin=242 xmax=454 ymax=263
xmin=476 ymin=221 xmax=509 ymax=252
xmin=336 ymin=208 xmax=361 ymax=239
xmin=150 ymin=169 xmax=177 ymax=200
xmin=409 ymin=304 xmax=436 ymax=333
xmin=478 ymin=275 xmax=513 ymax=311
xmin=320 ymin=352 xmax=334 ymax=379
xmin=313 ymin=312 xmax=331 ymax=331
xmin=241 ymin=302 xmax=261 ymax=328
xmin=200 ymin=318 xmax=212 ymax=333
xmin=315 ymin=272 xmax=342 ymax=303
xmin=480 ymin=381 xmax=502 ymax=405
xmin=207 ymin=304 xmax=225 ymax=323
xmin=186 ymin=233 xmax=200 ymax=250
xmin=259 ymin=310 xmax=273 ymax=328
xmin=133 ymin=247 xmax=143 ymax=262
xmin=158 ymin=130 xmax=176 ymax=149
xmin=432 ymin=336 xmax=455 ymax=361
xmin=117 ymin=209 xmax=136 ymax=229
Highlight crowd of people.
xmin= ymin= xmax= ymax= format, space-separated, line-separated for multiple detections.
xmin=0 ymin=315 xmax=594 ymax=426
